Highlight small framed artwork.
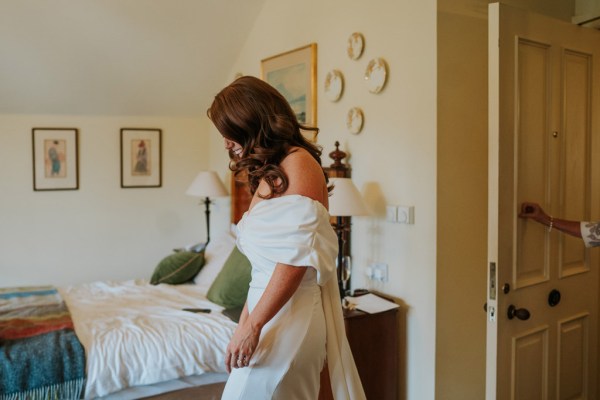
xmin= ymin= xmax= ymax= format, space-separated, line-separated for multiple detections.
xmin=120 ymin=128 xmax=162 ymax=188
xmin=261 ymin=43 xmax=317 ymax=141
xmin=32 ymin=128 xmax=79 ymax=191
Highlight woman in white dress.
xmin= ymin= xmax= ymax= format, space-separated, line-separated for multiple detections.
xmin=207 ymin=76 xmax=365 ymax=400
xmin=520 ymin=202 xmax=600 ymax=247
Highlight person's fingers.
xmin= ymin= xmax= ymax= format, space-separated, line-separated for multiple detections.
xmin=519 ymin=202 xmax=537 ymax=217
xmin=229 ymin=350 xmax=253 ymax=368
xmin=230 ymin=353 xmax=239 ymax=370
xmin=225 ymin=352 xmax=232 ymax=373
xmin=239 ymin=353 xmax=251 ymax=366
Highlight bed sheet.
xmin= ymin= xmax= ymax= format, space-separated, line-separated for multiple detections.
xmin=59 ymin=280 xmax=236 ymax=399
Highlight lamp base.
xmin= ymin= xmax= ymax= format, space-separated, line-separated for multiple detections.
xmin=337 ymin=255 xmax=352 ymax=299
xmin=203 ymin=197 xmax=212 ymax=244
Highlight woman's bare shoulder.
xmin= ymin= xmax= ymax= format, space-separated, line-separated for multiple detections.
xmin=280 ymin=147 xmax=326 ymax=201
xmin=281 ymin=147 xmax=316 ymax=165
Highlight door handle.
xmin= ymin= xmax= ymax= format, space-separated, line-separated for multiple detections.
xmin=507 ymin=304 xmax=530 ymax=320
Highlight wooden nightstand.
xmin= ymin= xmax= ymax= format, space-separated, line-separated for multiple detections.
xmin=319 ymin=307 xmax=399 ymax=400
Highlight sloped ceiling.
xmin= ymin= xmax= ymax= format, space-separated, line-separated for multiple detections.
xmin=0 ymin=0 xmax=266 ymax=116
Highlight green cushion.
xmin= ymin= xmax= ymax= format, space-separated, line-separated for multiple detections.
xmin=151 ymin=251 xmax=205 ymax=285
xmin=207 ymin=247 xmax=252 ymax=309
xmin=222 ymin=306 xmax=244 ymax=323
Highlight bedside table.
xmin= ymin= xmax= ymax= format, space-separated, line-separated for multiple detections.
xmin=319 ymin=307 xmax=399 ymax=399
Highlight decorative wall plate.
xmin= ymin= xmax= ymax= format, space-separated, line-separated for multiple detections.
xmin=324 ymin=69 xmax=344 ymax=102
xmin=346 ymin=107 xmax=364 ymax=134
xmin=364 ymin=57 xmax=388 ymax=93
xmin=347 ymin=32 xmax=365 ymax=60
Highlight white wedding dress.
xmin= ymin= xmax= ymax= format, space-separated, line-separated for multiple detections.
xmin=221 ymin=194 xmax=365 ymax=400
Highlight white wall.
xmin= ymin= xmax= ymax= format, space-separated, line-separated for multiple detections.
xmin=0 ymin=115 xmax=231 ymax=287
xmin=208 ymin=0 xmax=437 ymax=398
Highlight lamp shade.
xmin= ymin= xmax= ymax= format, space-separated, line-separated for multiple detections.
xmin=185 ymin=171 xmax=228 ymax=197
xmin=328 ymin=177 xmax=369 ymax=217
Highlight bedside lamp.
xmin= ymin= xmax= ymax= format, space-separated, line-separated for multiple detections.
xmin=185 ymin=171 xmax=228 ymax=244
xmin=328 ymin=177 xmax=369 ymax=298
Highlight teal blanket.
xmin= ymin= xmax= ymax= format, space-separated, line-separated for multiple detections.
xmin=0 ymin=286 xmax=86 ymax=400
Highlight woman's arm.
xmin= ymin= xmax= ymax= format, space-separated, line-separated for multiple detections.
xmin=519 ymin=202 xmax=582 ymax=238
xmin=224 ymin=263 xmax=306 ymax=372
xmin=237 ymin=302 xmax=249 ymax=326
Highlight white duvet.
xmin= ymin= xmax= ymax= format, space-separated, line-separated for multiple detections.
xmin=59 ymin=280 xmax=236 ymax=399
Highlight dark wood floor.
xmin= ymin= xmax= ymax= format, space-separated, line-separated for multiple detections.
xmin=140 ymin=382 xmax=225 ymax=400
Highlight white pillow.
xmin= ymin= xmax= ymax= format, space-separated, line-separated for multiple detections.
xmin=194 ymin=226 xmax=237 ymax=288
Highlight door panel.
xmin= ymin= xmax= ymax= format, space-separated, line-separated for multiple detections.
xmin=487 ymin=4 xmax=600 ymax=399
xmin=512 ymin=327 xmax=549 ymax=399
xmin=558 ymin=313 xmax=589 ymax=399
xmin=561 ymin=50 xmax=592 ymax=277
xmin=514 ymin=37 xmax=552 ymax=290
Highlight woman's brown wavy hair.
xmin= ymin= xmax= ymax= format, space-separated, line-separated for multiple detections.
xmin=207 ymin=76 xmax=327 ymax=198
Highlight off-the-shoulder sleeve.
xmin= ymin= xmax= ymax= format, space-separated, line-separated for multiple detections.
xmin=580 ymin=221 xmax=600 ymax=248
xmin=236 ymin=195 xmax=339 ymax=286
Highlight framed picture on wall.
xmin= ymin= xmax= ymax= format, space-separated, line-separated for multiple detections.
xmin=120 ymin=128 xmax=162 ymax=188
xmin=261 ymin=43 xmax=318 ymax=142
xmin=32 ymin=127 xmax=79 ymax=191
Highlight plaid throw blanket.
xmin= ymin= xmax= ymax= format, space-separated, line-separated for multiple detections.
xmin=0 ymin=286 xmax=86 ymax=400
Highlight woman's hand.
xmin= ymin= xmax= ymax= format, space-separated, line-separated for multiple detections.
xmin=519 ymin=201 xmax=583 ymax=238
xmin=519 ymin=202 xmax=550 ymax=226
xmin=225 ymin=318 xmax=261 ymax=373
xmin=223 ymin=263 xmax=306 ymax=373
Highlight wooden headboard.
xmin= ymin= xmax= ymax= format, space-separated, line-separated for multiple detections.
xmin=230 ymin=141 xmax=351 ymax=224
xmin=231 ymin=170 xmax=252 ymax=224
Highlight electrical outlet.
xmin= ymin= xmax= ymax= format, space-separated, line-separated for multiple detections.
xmin=370 ymin=263 xmax=388 ymax=282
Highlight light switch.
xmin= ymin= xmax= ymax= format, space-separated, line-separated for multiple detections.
xmin=386 ymin=205 xmax=397 ymax=222
xmin=397 ymin=206 xmax=414 ymax=224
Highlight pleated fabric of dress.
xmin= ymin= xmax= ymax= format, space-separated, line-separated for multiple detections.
xmin=221 ymin=194 xmax=365 ymax=400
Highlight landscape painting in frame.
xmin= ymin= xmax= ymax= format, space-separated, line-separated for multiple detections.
xmin=120 ymin=128 xmax=162 ymax=188
xmin=261 ymin=43 xmax=317 ymax=142
xmin=32 ymin=128 xmax=79 ymax=191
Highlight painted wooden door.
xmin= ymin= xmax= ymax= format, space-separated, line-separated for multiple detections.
xmin=487 ymin=3 xmax=600 ymax=399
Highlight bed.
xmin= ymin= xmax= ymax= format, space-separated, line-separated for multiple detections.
xmin=0 ymin=226 xmax=241 ymax=400
xmin=0 ymin=142 xmax=351 ymax=400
